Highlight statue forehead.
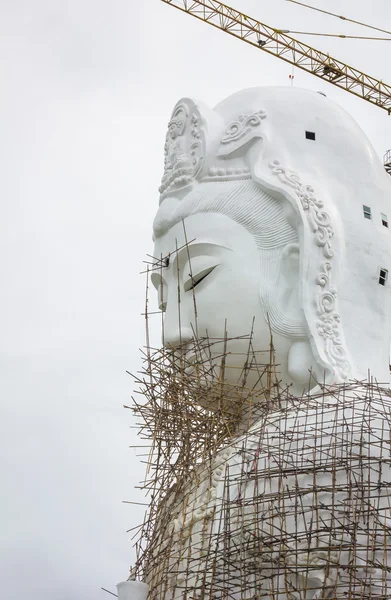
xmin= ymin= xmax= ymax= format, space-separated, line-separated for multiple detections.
xmin=153 ymin=212 xmax=258 ymax=259
xmin=153 ymin=177 xmax=290 ymax=243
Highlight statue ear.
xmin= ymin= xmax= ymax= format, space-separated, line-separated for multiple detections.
xmin=277 ymin=243 xmax=322 ymax=385
xmin=275 ymin=243 xmax=303 ymax=322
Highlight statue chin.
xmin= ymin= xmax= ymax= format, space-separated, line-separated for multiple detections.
xmin=169 ymin=335 xmax=321 ymax=414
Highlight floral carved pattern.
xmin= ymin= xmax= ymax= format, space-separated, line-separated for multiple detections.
xmin=269 ymin=160 xmax=350 ymax=380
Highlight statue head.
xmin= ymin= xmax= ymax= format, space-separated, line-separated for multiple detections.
xmin=151 ymin=87 xmax=391 ymax=392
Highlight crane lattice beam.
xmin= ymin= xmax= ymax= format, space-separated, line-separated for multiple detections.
xmin=161 ymin=0 xmax=391 ymax=114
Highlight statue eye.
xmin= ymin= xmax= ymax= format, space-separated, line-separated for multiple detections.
xmin=184 ymin=265 xmax=218 ymax=292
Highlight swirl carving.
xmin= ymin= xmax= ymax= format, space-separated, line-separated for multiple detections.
xmin=269 ymin=160 xmax=349 ymax=380
xmin=221 ymin=110 xmax=266 ymax=145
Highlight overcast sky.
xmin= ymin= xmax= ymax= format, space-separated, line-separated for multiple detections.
xmin=1 ymin=1 xmax=390 ymax=598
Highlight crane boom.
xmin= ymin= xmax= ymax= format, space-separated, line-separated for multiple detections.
xmin=161 ymin=0 xmax=391 ymax=114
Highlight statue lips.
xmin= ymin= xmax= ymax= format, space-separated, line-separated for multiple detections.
xmin=170 ymin=345 xmax=197 ymax=374
xmin=182 ymin=349 xmax=210 ymax=376
xmin=173 ymin=346 xmax=217 ymax=381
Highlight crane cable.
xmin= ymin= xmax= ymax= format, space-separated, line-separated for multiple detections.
xmin=285 ymin=0 xmax=391 ymax=37
xmin=283 ymin=31 xmax=391 ymax=41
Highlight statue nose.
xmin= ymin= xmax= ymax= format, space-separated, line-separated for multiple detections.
xmin=163 ymin=307 xmax=194 ymax=348
xmin=163 ymin=290 xmax=195 ymax=349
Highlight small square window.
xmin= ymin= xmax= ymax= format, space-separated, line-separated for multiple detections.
xmin=379 ymin=268 xmax=388 ymax=286
xmin=363 ymin=205 xmax=372 ymax=220
xmin=305 ymin=131 xmax=316 ymax=141
xmin=381 ymin=213 xmax=388 ymax=228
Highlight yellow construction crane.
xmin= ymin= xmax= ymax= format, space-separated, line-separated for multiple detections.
xmin=161 ymin=0 xmax=391 ymax=115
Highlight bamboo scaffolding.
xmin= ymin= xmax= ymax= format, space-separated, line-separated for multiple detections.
xmin=126 ymin=240 xmax=391 ymax=599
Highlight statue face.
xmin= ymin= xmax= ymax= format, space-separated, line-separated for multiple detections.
xmin=152 ymin=212 xmax=293 ymax=391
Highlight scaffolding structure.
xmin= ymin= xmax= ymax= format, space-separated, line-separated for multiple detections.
xmin=127 ymin=249 xmax=391 ymax=599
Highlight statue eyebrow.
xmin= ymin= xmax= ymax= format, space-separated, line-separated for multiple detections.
xmin=150 ymin=241 xmax=231 ymax=273
xmin=171 ymin=242 xmax=232 ymax=273
xmin=172 ymin=242 xmax=218 ymax=269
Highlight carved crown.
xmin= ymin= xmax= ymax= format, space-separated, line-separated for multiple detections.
xmin=159 ymin=98 xmax=266 ymax=202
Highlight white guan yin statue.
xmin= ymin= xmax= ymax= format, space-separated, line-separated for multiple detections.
xmin=118 ymin=87 xmax=391 ymax=600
